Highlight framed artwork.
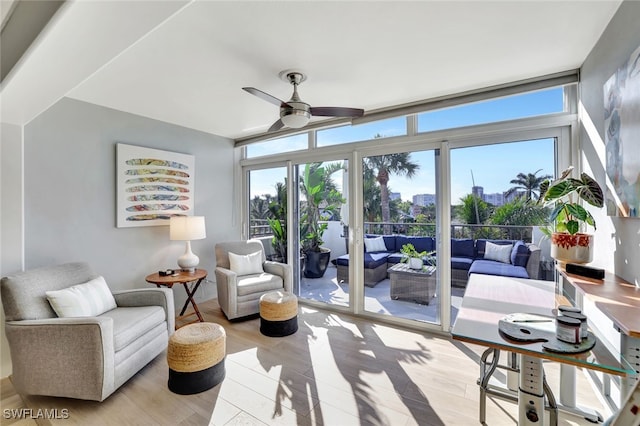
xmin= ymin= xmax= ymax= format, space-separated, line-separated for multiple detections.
xmin=116 ymin=143 xmax=195 ymax=227
xmin=603 ymin=44 xmax=640 ymax=218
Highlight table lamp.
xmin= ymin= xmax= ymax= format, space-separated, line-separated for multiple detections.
xmin=170 ymin=216 xmax=206 ymax=272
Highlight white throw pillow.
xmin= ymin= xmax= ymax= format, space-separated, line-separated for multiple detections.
xmin=228 ymin=251 xmax=264 ymax=275
xmin=364 ymin=236 xmax=387 ymax=252
xmin=484 ymin=241 xmax=513 ymax=264
xmin=46 ymin=276 xmax=117 ymax=318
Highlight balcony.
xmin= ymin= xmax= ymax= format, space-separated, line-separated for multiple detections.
xmin=250 ymin=220 xmax=550 ymax=325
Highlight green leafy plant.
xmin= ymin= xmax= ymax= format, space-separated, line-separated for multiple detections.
xmin=267 ymin=218 xmax=286 ymax=261
xmin=537 ymin=166 xmax=604 ymax=236
xmin=300 ymin=163 xmax=343 ymax=253
xmin=400 ymin=243 xmax=435 ymax=266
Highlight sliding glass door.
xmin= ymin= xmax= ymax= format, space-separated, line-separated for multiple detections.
xmin=295 ymin=160 xmax=350 ymax=308
xmin=361 ymin=149 xmax=441 ymax=325
xmin=449 ymin=137 xmax=557 ymax=322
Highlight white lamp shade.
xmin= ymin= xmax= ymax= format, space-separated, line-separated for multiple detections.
xmin=170 ymin=216 xmax=206 ymax=241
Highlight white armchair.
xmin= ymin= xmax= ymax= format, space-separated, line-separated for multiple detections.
xmin=214 ymin=240 xmax=292 ymax=320
xmin=1 ymin=262 xmax=174 ymax=401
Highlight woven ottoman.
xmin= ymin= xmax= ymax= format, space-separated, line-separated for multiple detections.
xmin=259 ymin=291 xmax=298 ymax=337
xmin=167 ymin=322 xmax=226 ymax=394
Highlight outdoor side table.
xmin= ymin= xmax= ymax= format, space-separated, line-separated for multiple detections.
xmin=145 ymin=269 xmax=208 ymax=328
xmin=387 ymin=263 xmax=436 ymax=305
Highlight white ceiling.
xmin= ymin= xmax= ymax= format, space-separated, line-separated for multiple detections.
xmin=1 ymin=0 xmax=622 ymax=141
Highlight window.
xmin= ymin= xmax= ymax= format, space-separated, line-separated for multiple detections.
xmin=418 ymin=88 xmax=564 ymax=133
xmin=317 ymin=117 xmax=406 ymax=147
xmin=246 ymin=134 xmax=307 ymax=158
xmin=241 ymin=83 xmax=571 ymax=332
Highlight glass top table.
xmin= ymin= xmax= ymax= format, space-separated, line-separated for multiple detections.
xmin=452 ymin=274 xmax=636 ymax=425
xmin=452 ymin=275 xmax=636 ymax=376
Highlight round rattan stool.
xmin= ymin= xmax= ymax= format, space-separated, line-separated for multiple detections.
xmin=167 ymin=322 xmax=226 ymax=394
xmin=259 ymin=290 xmax=298 ymax=337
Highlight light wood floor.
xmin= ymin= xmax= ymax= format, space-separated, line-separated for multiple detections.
xmin=2 ymin=300 xmax=612 ymax=426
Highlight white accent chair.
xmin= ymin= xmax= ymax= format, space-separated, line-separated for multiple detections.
xmin=214 ymin=240 xmax=292 ymax=320
xmin=1 ymin=262 xmax=174 ymax=401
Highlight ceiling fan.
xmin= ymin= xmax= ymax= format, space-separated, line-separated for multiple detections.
xmin=242 ymin=71 xmax=365 ymax=132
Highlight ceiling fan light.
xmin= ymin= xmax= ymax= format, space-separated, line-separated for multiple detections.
xmin=281 ymin=110 xmax=310 ymax=128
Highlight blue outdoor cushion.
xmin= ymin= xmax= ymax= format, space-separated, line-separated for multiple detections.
xmin=386 ymin=253 xmax=404 ymax=264
xmin=510 ymin=241 xmax=531 ymax=267
xmin=335 ymin=253 xmax=389 ymax=269
xmin=363 ymin=252 xmax=390 ymax=269
xmin=451 ymin=239 xmax=475 ymax=258
xmin=451 ymin=256 xmax=474 ymax=271
xmin=407 ymin=236 xmax=435 ymax=253
xmin=383 ymin=235 xmax=398 ymax=252
xmin=469 ymin=260 xmax=529 ymax=279
xmin=395 ymin=236 xmax=409 ymax=251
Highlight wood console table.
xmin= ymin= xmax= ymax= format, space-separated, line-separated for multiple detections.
xmin=557 ymin=265 xmax=640 ymax=402
xmin=557 ymin=266 xmax=640 ymax=337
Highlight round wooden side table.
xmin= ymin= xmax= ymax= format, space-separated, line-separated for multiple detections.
xmin=145 ymin=269 xmax=208 ymax=328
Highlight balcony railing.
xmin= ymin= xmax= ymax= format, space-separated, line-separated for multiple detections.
xmin=251 ymin=219 xmax=534 ymax=243
xmin=250 ymin=219 xmax=272 ymax=237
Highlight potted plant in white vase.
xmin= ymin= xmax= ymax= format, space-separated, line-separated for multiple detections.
xmin=400 ymin=243 xmax=435 ymax=270
xmin=537 ymin=166 xmax=604 ymax=264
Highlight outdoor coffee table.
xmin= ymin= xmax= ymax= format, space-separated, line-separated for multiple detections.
xmin=387 ymin=263 xmax=437 ymax=305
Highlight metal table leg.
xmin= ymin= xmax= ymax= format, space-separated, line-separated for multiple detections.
xmin=519 ymin=354 xmax=546 ymax=425
xmin=479 ymin=348 xmax=501 ymax=424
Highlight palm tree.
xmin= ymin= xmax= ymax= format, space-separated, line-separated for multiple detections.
xmin=364 ymin=148 xmax=419 ymax=234
xmin=249 ymin=195 xmax=271 ymax=220
xmin=505 ymin=169 xmax=552 ymax=201
xmin=362 ymin=164 xmax=382 ymax=223
xmin=459 ymin=194 xmax=490 ymax=225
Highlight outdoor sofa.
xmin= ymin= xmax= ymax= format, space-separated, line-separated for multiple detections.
xmin=335 ymin=236 xmax=540 ymax=287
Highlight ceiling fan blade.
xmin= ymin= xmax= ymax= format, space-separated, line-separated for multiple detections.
xmin=268 ymin=119 xmax=285 ymax=132
xmin=310 ymin=106 xmax=365 ymax=118
xmin=242 ymin=87 xmax=291 ymax=108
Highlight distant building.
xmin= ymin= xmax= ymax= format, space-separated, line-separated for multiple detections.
xmin=483 ymin=192 xmax=505 ymax=206
xmin=413 ymin=193 xmax=436 ymax=206
xmin=472 ymin=186 xmax=484 ymax=198
xmin=471 ymin=185 xmax=506 ymax=206
xmin=389 ymin=192 xmax=401 ymax=201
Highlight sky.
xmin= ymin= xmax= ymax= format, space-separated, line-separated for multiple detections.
xmin=248 ymin=88 xmax=562 ymax=204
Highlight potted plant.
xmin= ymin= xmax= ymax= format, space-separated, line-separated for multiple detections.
xmin=537 ymin=166 xmax=604 ymax=264
xmin=300 ymin=163 xmax=343 ymax=278
xmin=400 ymin=243 xmax=435 ymax=270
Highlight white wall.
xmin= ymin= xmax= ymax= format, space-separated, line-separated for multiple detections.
xmin=1 ymin=122 xmax=24 ymax=380
xmin=1 ymin=97 xmax=240 ymax=378
xmin=579 ymin=0 xmax=640 ymax=285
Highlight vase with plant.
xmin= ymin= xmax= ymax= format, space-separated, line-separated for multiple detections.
xmin=400 ymin=243 xmax=435 ymax=270
xmin=537 ymin=166 xmax=604 ymax=264
xmin=300 ymin=163 xmax=343 ymax=278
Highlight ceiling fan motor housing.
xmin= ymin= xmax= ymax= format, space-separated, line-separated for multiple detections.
xmin=280 ymin=101 xmax=310 ymax=128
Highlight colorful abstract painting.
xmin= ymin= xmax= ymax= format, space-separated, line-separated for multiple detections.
xmin=117 ymin=143 xmax=195 ymax=227
xmin=603 ymin=44 xmax=640 ymax=218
